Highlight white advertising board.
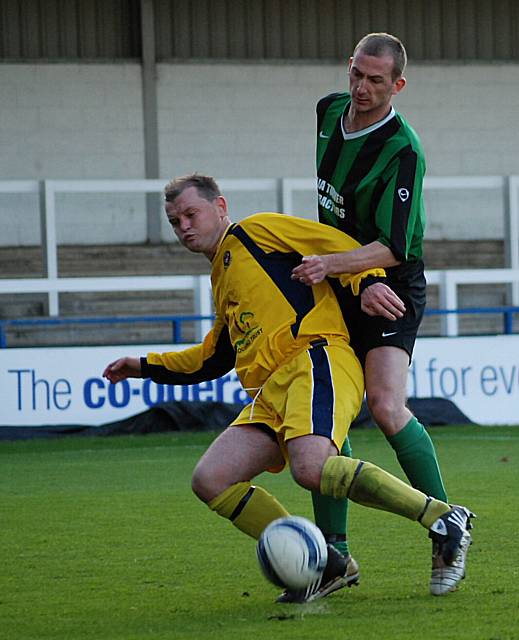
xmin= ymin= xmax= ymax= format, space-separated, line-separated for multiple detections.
xmin=1 ymin=335 xmax=518 ymax=427
xmin=408 ymin=335 xmax=519 ymax=425
xmin=0 ymin=344 xmax=249 ymax=427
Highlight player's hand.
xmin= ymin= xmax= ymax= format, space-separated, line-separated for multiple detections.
xmin=361 ymin=283 xmax=406 ymax=320
xmin=291 ymin=255 xmax=329 ymax=285
xmin=103 ymin=356 xmax=142 ymax=383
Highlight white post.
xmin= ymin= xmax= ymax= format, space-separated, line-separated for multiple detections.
xmin=281 ymin=178 xmax=294 ymax=215
xmin=193 ymin=275 xmax=213 ymax=341
xmin=280 ymin=178 xmax=316 ymax=216
xmin=39 ymin=180 xmax=59 ymax=316
xmin=508 ymin=176 xmax=519 ymax=304
xmin=438 ymin=271 xmax=459 ymax=336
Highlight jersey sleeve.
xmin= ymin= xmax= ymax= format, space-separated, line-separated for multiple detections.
xmin=374 ymin=146 xmax=426 ymax=262
xmin=140 ymin=318 xmax=235 ymax=384
xmin=336 ymin=270 xmax=386 ymax=295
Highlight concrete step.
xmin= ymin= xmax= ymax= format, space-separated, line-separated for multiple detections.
xmin=0 ymin=242 xmax=209 ymax=278
xmin=423 ymin=239 xmax=505 ymax=269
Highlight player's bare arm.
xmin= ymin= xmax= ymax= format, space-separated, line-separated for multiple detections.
xmin=291 ymin=240 xmax=400 ymax=284
xmin=360 ymin=282 xmax=405 ymax=320
xmin=291 ymin=240 xmax=405 ymax=319
xmin=103 ymin=356 xmax=142 ymax=383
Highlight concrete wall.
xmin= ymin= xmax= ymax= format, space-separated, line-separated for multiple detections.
xmin=0 ymin=61 xmax=517 ymax=245
xmin=0 ymin=64 xmax=147 ymax=245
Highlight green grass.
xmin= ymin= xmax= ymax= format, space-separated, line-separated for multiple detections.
xmin=2 ymin=426 xmax=519 ymax=640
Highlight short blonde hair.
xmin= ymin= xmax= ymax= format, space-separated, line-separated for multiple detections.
xmin=164 ymin=174 xmax=221 ymax=203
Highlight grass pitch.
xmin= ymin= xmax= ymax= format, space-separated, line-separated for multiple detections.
xmin=2 ymin=425 xmax=518 ymax=640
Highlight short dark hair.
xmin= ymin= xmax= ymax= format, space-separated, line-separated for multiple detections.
xmin=353 ymin=32 xmax=407 ymax=80
xmin=164 ymin=174 xmax=221 ymax=203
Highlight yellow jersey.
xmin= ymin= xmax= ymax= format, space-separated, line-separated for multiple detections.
xmin=142 ymin=213 xmax=385 ymax=394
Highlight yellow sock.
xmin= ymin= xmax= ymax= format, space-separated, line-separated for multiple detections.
xmin=320 ymin=456 xmax=450 ymax=528
xmin=208 ymin=482 xmax=290 ymax=539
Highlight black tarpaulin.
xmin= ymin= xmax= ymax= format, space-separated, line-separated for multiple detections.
xmin=0 ymin=397 xmax=473 ymax=441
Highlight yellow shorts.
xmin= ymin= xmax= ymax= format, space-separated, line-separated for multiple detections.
xmin=231 ymin=337 xmax=364 ymax=471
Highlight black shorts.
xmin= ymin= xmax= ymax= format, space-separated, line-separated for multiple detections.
xmin=339 ymin=260 xmax=426 ymax=366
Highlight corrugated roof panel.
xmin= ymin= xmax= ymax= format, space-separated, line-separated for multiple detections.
xmin=0 ymin=0 xmax=140 ymax=59
xmin=0 ymin=0 xmax=517 ymax=61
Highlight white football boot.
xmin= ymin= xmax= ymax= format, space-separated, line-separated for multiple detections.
xmin=429 ymin=505 xmax=475 ymax=596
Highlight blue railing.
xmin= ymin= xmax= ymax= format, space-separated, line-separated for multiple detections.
xmin=424 ymin=306 xmax=519 ymax=335
xmin=1 ymin=307 xmax=518 ymax=348
xmin=0 ymin=314 xmax=215 ymax=349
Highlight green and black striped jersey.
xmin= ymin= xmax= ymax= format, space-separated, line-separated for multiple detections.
xmin=316 ymin=92 xmax=426 ymax=262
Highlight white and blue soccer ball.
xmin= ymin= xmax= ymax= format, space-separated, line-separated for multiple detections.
xmin=256 ymin=516 xmax=328 ymax=590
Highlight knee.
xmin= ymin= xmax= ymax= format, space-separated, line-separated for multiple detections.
xmin=191 ymin=461 xmax=217 ymax=504
xmin=367 ymin=391 xmax=408 ymax=434
xmin=290 ymin=459 xmax=322 ymax=493
xmin=192 ymin=458 xmax=239 ymax=504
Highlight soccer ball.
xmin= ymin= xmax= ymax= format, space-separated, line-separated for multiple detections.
xmin=256 ymin=516 xmax=328 ymax=590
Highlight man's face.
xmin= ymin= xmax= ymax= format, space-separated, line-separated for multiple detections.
xmin=348 ymin=51 xmax=405 ymax=115
xmin=165 ymin=186 xmax=228 ymax=257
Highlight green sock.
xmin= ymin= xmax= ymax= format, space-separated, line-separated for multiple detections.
xmin=311 ymin=436 xmax=352 ymax=556
xmin=386 ymin=417 xmax=448 ymax=502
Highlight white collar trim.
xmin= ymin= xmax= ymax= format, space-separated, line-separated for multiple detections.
xmin=341 ymin=106 xmax=396 ymax=140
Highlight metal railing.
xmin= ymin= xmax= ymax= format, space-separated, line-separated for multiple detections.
xmin=425 ymin=268 xmax=519 ymax=336
xmin=0 ymin=273 xmax=214 ymax=343
xmin=3 ymin=266 xmax=519 ymax=338
xmin=1 ymin=306 xmax=519 ymax=349
xmin=0 ymin=314 xmax=215 ymax=349
xmin=2 ymin=176 xmax=519 ymax=336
